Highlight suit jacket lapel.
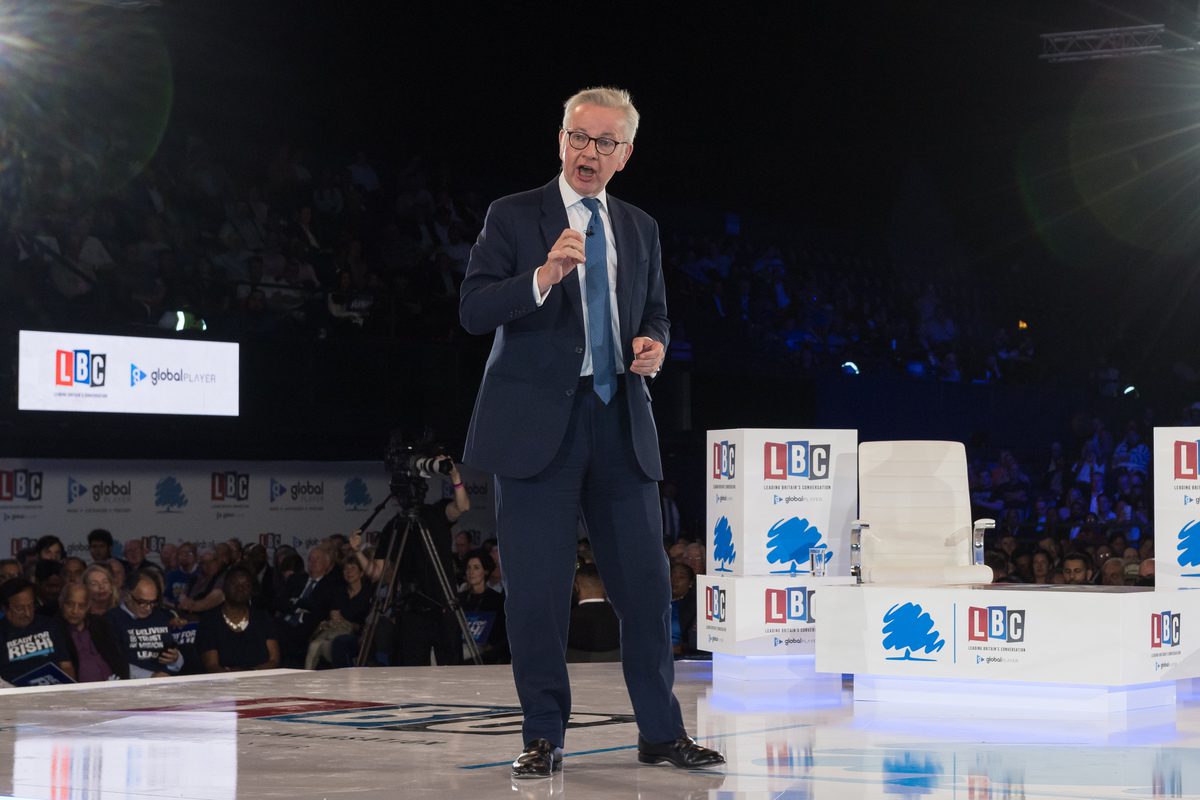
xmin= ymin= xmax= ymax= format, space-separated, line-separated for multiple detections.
xmin=539 ymin=178 xmax=583 ymax=328
xmin=608 ymin=197 xmax=635 ymax=357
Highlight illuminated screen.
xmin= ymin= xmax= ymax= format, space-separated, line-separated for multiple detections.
xmin=17 ymin=330 xmax=239 ymax=416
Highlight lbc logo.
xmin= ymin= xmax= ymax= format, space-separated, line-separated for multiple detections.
xmin=763 ymin=441 xmax=830 ymax=481
xmin=1152 ymin=611 xmax=1181 ymax=648
xmin=705 ymin=586 xmax=727 ymax=622
xmin=967 ymin=606 xmax=1025 ymax=643
xmin=711 ymin=441 xmax=735 ymax=480
xmin=211 ymin=472 xmax=250 ymax=502
xmin=1176 ymin=441 xmax=1200 ymax=480
xmin=55 ymin=349 xmax=106 ymax=387
xmin=0 ymin=471 xmax=43 ymax=502
xmin=765 ymin=586 xmax=814 ymax=624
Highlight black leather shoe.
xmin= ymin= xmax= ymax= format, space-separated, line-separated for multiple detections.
xmin=637 ymin=735 xmax=725 ymax=769
xmin=511 ymin=739 xmax=563 ymax=779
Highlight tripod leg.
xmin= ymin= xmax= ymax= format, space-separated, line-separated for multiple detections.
xmin=355 ymin=519 xmax=411 ymax=667
xmin=414 ymin=518 xmax=483 ymax=665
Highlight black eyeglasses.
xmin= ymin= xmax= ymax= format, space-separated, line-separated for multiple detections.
xmin=563 ymin=129 xmax=628 ymax=157
xmin=129 ymin=595 xmax=158 ymax=607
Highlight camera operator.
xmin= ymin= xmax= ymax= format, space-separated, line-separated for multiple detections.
xmin=348 ymin=454 xmax=470 ymax=665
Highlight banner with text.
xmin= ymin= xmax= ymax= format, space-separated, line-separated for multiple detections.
xmin=1154 ymin=427 xmax=1200 ymax=591
xmin=0 ymin=458 xmax=495 ymax=558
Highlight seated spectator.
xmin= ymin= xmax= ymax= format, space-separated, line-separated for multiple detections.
xmin=122 ymin=539 xmax=162 ymax=590
xmin=567 ymin=564 xmax=620 ymax=662
xmin=83 ymin=564 xmax=120 ymax=615
xmin=106 ymin=572 xmax=184 ymax=678
xmin=177 ymin=548 xmax=227 ymax=617
xmin=278 ymin=544 xmax=341 ymax=668
xmin=35 ymin=535 xmax=65 ymax=562
xmin=1061 ymin=552 xmax=1093 ymax=586
xmin=33 ymin=560 xmax=64 ymax=617
xmin=1100 ymin=557 xmax=1126 ymax=586
xmin=323 ymin=557 xmax=373 ymax=668
xmin=0 ymin=560 xmax=21 ymax=585
xmin=63 ymin=557 xmax=87 ymax=584
xmin=87 ymin=528 xmax=118 ymax=565
xmin=105 ymin=558 xmax=128 ymax=593
xmin=670 ymin=563 xmax=698 ymax=658
xmin=164 ymin=542 xmax=199 ymax=607
xmin=242 ymin=543 xmax=275 ymax=608
xmin=682 ymin=542 xmax=707 ymax=576
xmin=457 ymin=549 xmax=507 ymax=664
xmin=58 ymin=582 xmax=128 ymax=682
xmin=195 ymin=565 xmax=279 ymax=673
xmin=0 ymin=578 xmax=75 ymax=684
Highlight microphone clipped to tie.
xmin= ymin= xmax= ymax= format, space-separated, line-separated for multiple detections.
xmin=586 ymin=227 xmax=594 ymax=237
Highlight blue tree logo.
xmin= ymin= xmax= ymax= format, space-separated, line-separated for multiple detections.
xmin=154 ymin=477 xmax=188 ymax=512
xmin=882 ymin=752 xmax=943 ymax=796
xmin=881 ymin=602 xmax=945 ymax=661
xmin=1178 ymin=520 xmax=1200 ymax=575
xmin=712 ymin=515 xmax=736 ymax=572
xmin=766 ymin=517 xmax=830 ymax=574
xmin=344 ymin=478 xmax=372 ymax=510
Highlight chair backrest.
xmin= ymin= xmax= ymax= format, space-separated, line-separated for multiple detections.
xmin=858 ymin=440 xmax=974 ymax=570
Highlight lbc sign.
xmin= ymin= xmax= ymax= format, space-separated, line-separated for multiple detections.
xmin=764 ymin=441 xmax=830 ymax=481
xmin=712 ymin=441 xmax=735 ymax=480
xmin=765 ymin=586 xmax=814 ymax=624
xmin=1151 ymin=611 xmax=1181 ymax=648
xmin=967 ymin=605 xmax=1025 ymax=643
xmin=705 ymin=586 xmax=727 ymax=622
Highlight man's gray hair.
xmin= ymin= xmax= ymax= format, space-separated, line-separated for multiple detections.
xmin=562 ymin=86 xmax=640 ymax=143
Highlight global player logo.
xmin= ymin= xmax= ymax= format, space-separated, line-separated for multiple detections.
xmin=881 ymin=602 xmax=945 ymax=662
xmin=763 ymin=441 xmax=830 ymax=481
xmin=704 ymin=585 xmax=728 ymax=622
xmin=68 ymin=478 xmax=132 ymax=505
xmin=712 ymin=441 xmax=735 ymax=480
xmin=967 ymin=606 xmax=1025 ymax=643
xmin=1151 ymin=611 xmax=1181 ymax=648
xmin=765 ymin=586 xmax=814 ymax=624
xmin=55 ymin=348 xmax=106 ymax=388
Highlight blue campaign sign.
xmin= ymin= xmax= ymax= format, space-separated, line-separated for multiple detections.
xmin=13 ymin=662 xmax=74 ymax=687
xmin=172 ymin=622 xmax=199 ymax=647
xmin=464 ymin=611 xmax=495 ymax=645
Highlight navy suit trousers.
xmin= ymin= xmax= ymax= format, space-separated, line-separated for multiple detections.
xmin=495 ymin=380 xmax=684 ymax=747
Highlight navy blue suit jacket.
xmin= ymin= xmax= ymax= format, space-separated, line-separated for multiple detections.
xmin=460 ymin=178 xmax=669 ymax=480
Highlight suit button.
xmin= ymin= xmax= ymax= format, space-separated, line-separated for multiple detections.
xmin=574 ymin=346 xmax=584 ymax=354
xmin=565 ymin=389 xmax=575 ymax=397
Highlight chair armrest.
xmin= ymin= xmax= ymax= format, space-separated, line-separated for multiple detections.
xmin=972 ymin=518 xmax=996 ymax=566
xmin=850 ymin=520 xmax=868 ymax=584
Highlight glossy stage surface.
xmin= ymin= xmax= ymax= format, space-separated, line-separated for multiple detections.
xmin=2 ymin=662 xmax=1200 ymax=799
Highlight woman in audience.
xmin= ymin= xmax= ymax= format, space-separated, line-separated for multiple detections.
xmin=323 ymin=557 xmax=372 ymax=668
xmin=82 ymin=564 xmax=120 ymax=615
xmin=35 ymin=535 xmax=65 ymax=562
xmin=195 ymin=565 xmax=279 ymax=672
xmin=58 ymin=582 xmax=128 ymax=682
xmin=457 ymin=549 xmax=508 ymax=664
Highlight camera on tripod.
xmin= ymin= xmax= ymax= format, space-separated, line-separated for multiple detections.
xmin=383 ymin=430 xmax=453 ymax=507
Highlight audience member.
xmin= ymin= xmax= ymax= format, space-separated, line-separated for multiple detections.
xmin=0 ymin=578 xmax=75 ymax=684
xmin=106 ymin=572 xmax=184 ymax=678
xmin=456 ymin=549 xmax=507 ymax=665
xmin=566 ymin=564 xmax=620 ymax=662
xmin=195 ymin=565 xmax=279 ymax=673
xmin=58 ymin=582 xmax=128 ymax=682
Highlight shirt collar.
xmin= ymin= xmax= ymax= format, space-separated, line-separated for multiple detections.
xmin=558 ymin=172 xmax=607 ymax=215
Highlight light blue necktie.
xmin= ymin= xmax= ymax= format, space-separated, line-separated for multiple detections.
xmin=580 ymin=197 xmax=615 ymax=404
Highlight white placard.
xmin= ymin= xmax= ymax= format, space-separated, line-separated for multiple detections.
xmin=18 ymin=330 xmax=239 ymax=416
xmin=816 ymin=584 xmax=1200 ymax=686
xmin=696 ymin=573 xmax=854 ymax=656
xmin=706 ymin=429 xmax=858 ymax=577
xmin=1153 ymin=427 xmax=1200 ymax=591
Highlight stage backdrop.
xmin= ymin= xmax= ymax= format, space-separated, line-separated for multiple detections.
xmin=0 ymin=458 xmax=495 ymax=558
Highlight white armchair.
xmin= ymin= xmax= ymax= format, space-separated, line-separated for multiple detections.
xmin=849 ymin=440 xmax=994 ymax=585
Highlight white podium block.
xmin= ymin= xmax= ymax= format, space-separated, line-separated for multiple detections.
xmin=817 ymin=583 xmax=1200 ymax=710
xmin=1154 ymin=427 xmax=1200 ymax=591
xmin=697 ymin=574 xmax=855 ymax=657
xmin=706 ymin=428 xmax=857 ymax=577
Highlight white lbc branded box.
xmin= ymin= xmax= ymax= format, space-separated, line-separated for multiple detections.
xmin=697 ymin=573 xmax=855 ymax=656
xmin=706 ymin=429 xmax=857 ymax=578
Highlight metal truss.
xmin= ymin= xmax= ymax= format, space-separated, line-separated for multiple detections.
xmin=1040 ymin=24 xmax=1167 ymax=63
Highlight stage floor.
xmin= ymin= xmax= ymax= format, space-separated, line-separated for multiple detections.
xmin=2 ymin=662 xmax=1200 ymax=799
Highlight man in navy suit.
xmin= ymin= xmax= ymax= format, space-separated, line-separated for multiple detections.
xmin=460 ymin=87 xmax=723 ymax=779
